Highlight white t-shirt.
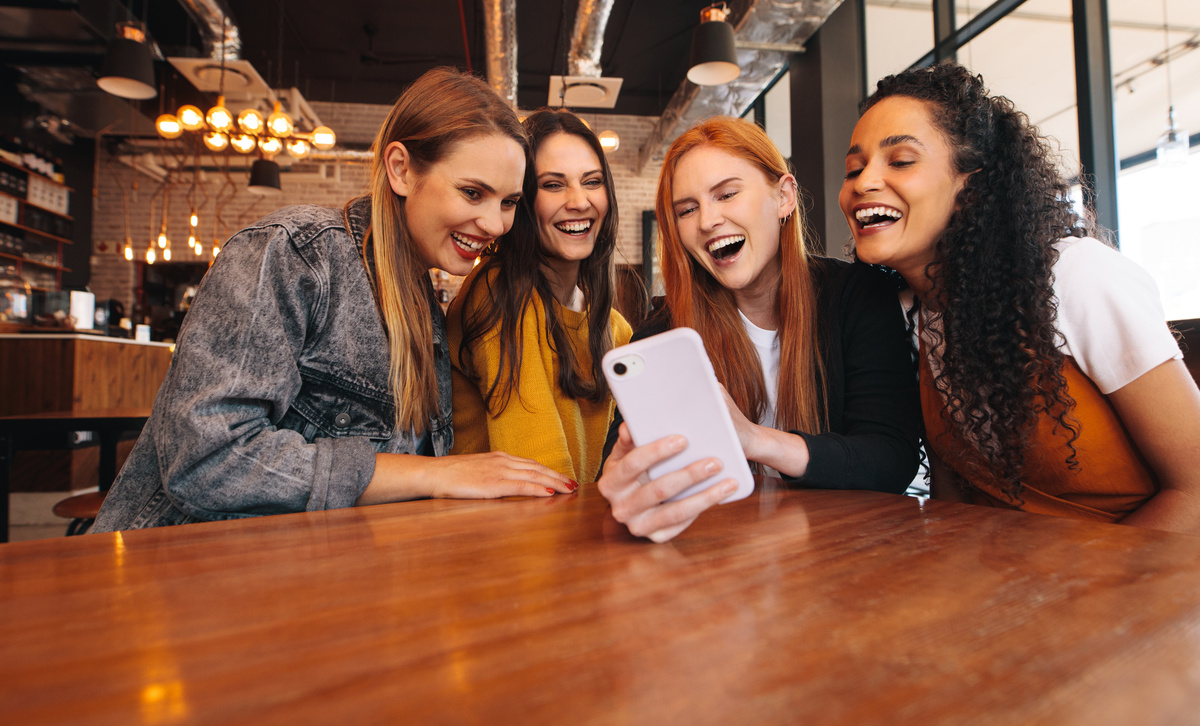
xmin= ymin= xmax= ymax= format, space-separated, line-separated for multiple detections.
xmin=917 ymin=237 xmax=1181 ymax=395
xmin=738 ymin=309 xmax=780 ymax=427
xmin=1052 ymin=237 xmax=1181 ymax=393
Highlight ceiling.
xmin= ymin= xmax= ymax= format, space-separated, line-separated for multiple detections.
xmin=0 ymin=0 xmax=703 ymax=126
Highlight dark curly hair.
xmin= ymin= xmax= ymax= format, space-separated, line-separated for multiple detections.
xmin=861 ymin=62 xmax=1090 ymax=500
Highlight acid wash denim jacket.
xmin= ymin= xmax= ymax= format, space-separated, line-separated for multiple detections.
xmin=92 ymin=196 xmax=453 ymax=532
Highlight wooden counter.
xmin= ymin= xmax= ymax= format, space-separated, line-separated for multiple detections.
xmin=1 ymin=484 xmax=1198 ymax=724
xmin=0 ymin=333 xmax=172 ymax=416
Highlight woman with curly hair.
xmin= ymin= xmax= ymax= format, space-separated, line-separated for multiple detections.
xmin=448 ymin=108 xmax=632 ymax=484
xmin=839 ymin=62 xmax=1200 ymax=533
xmin=598 ymin=116 xmax=921 ymax=542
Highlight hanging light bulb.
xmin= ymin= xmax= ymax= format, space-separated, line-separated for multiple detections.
xmin=230 ymin=134 xmax=256 ymax=154
xmin=237 ymin=108 xmax=265 ymax=135
xmin=267 ymin=101 xmax=294 ymax=137
xmin=177 ymin=105 xmax=205 ymax=131
xmin=599 ymin=130 xmax=620 ymax=153
xmin=123 ymin=237 xmax=134 ymax=261
xmin=188 ymin=234 xmax=196 ymax=248
xmin=213 ymin=241 xmax=221 ymax=257
xmin=258 ymin=135 xmax=283 ymax=156
xmin=163 ymin=246 xmax=172 ymax=261
xmin=146 ymin=245 xmax=156 ymax=264
xmin=310 ymin=126 xmax=336 ymax=150
xmin=157 ymin=227 xmax=168 ymax=249
xmin=156 ymin=114 xmax=183 ymax=139
xmin=195 ymin=241 xmax=204 ymax=256
xmin=203 ymin=130 xmax=229 ymax=152
xmin=190 ymin=210 xmax=199 ymax=228
xmin=1157 ymin=0 xmax=1190 ymax=167
xmin=206 ymin=96 xmax=234 ymax=133
xmin=286 ymin=137 xmax=312 ymax=159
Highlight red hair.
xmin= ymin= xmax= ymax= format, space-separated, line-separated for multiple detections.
xmin=655 ymin=117 xmax=826 ymax=433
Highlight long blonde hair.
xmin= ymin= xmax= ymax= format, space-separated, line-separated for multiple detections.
xmin=656 ymin=117 xmax=826 ymax=433
xmin=365 ymin=67 xmax=526 ymax=433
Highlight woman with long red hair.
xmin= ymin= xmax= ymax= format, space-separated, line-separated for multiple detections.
xmin=598 ymin=117 xmax=921 ymax=542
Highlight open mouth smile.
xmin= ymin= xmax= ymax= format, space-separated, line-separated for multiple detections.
xmin=554 ymin=220 xmax=594 ymax=236
xmin=854 ymin=205 xmax=903 ymax=229
xmin=706 ymin=235 xmax=745 ymax=262
xmin=451 ymin=231 xmax=489 ymax=256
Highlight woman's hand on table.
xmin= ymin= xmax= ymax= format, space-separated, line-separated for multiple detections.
xmin=357 ymin=452 xmax=576 ymax=505
xmin=597 ymin=423 xmax=737 ymax=543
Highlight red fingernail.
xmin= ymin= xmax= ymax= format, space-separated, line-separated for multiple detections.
xmin=569 ymin=480 xmax=579 ymax=491
xmin=546 ymin=488 xmax=556 ymax=495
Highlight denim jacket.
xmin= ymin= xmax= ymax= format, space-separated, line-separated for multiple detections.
xmin=92 ymin=196 xmax=453 ymax=532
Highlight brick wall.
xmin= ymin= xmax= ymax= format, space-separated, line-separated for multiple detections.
xmin=89 ymin=105 xmax=665 ymax=311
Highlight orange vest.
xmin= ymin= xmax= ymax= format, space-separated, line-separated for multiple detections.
xmin=920 ymin=348 xmax=1158 ymax=523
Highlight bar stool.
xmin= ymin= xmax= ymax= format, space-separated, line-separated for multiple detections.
xmin=52 ymin=491 xmax=107 ymax=536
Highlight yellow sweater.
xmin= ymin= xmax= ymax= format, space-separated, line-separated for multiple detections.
xmin=447 ymin=267 xmax=632 ymax=483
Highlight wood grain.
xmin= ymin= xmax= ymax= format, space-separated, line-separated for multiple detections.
xmin=1 ymin=484 xmax=1198 ymax=725
xmin=0 ymin=337 xmax=171 ymax=416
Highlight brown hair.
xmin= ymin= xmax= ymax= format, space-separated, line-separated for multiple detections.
xmin=364 ymin=67 xmax=526 ymax=433
xmin=656 ymin=116 xmax=826 ymax=434
xmin=457 ymin=108 xmax=619 ymax=412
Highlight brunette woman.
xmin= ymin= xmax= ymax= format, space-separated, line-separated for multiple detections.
xmin=448 ymin=108 xmax=631 ymax=484
xmin=839 ymin=62 xmax=1200 ymax=533
xmin=598 ymin=117 xmax=921 ymax=542
xmin=93 ymin=69 xmax=573 ymax=532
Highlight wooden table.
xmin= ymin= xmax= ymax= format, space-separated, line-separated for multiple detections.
xmin=0 ymin=409 xmax=151 ymax=542
xmin=2 ymin=484 xmax=1198 ymax=724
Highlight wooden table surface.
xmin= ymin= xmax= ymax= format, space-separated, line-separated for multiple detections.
xmin=2 ymin=483 xmax=1199 ymax=725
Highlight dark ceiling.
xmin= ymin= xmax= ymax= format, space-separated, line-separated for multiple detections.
xmin=1 ymin=0 xmax=708 ymax=126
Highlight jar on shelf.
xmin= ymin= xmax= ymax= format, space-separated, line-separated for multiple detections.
xmin=0 ymin=263 xmax=31 ymax=323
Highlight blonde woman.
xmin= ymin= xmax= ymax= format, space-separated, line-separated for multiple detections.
xmin=94 ymin=68 xmax=572 ymax=532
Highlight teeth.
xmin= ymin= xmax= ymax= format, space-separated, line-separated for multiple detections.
xmin=855 ymin=206 xmax=902 ymax=223
xmin=555 ymin=220 xmax=592 ymax=233
xmin=706 ymin=235 xmax=745 ymax=253
xmin=451 ymin=231 xmax=486 ymax=251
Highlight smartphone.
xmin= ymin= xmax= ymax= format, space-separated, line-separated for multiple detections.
xmin=602 ymin=327 xmax=755 ymax=503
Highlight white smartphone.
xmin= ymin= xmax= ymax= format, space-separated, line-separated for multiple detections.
xmin=602 ymin=327 xmax=755 ymax=503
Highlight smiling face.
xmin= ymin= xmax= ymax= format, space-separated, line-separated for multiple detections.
xmin=839 ymin=96 xmax=970 ymax=291
xmin=386 ymin=132 xmax=526 ymax=276
xmin=670 ymin=145 xmax=795 ymax=299
xmin=533 ymin=132 xmax=609 ymax=265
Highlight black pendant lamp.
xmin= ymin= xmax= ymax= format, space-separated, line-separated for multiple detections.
xmin=687 ymin=3 xmax=740 ymax=86
xmin=97 ymin=22 xmax=157 ymax=100
xmin=248 ymin=158 xmax=282 ymax=195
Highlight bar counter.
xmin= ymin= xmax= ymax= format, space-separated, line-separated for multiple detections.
xmin=2 ymin=483 xmax=1198 ymax=723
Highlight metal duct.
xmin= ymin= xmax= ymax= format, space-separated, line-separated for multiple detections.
xmin=568 ymin=0 xmax=616 ymax=78
xmin=483 ymin=0 xmax=518 ymax=108
xmin=177 ymin=0 xmax=242 ymax=60
xmin=636 ymin=0 xmax=843 ymax=173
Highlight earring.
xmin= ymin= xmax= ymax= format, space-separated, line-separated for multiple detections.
xmin=780 ymin=212 xmax=792 ymax=227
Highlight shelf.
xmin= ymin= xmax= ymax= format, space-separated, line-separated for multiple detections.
xmin=0 ymin=188 xmax=72 ymax=220
xmin=0 ymin=251 xmax=68 ymax=271
xmin=0 ymin=155 xmax=73 ymax=192
xmin=0 ymin=219 xmax=71 ymax=245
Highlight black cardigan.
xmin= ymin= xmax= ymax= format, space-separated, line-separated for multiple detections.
xmin=602 ymin=256 xmax=921 ymax=493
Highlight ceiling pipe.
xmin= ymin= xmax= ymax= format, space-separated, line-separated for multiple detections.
xmin=482 ymin=0 xmax=518 ymax=108
xmin=568 ymin=0 xmax=616 ymax=78
xmin=176 ymin=0 xmax=242 ymax=60
xmin=636 ymin=0 xmax=839 ymax=174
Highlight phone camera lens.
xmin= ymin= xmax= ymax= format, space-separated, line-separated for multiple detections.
xmin=613 ymin=362 xmax=627 ymax=376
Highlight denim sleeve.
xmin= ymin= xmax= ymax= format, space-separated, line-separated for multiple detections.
xmin=150 ymin=223 xmax=377 ymax=520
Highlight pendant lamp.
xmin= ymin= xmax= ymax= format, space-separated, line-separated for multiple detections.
xmin=687 ymin=4 xmax=740 ymax=86
xmin=97 ymin=22 xmax=157 ymax=100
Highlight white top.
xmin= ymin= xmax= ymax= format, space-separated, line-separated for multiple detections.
xmin=917 ymin=237 xmax=1181 ymax=395
xmin=738 ymin=309 xmax=780 ymax=427
xmin=1051 ymin=237 xmax=1181 ymax=394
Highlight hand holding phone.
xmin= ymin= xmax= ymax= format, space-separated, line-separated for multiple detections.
xmin=602 ymin=327 xmax=755 ymax=504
